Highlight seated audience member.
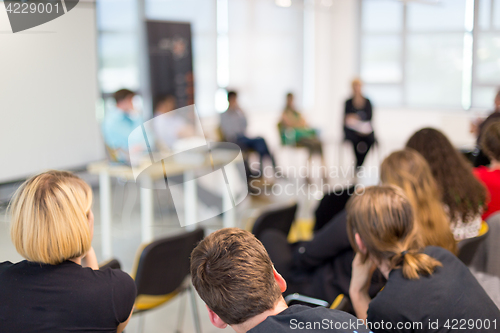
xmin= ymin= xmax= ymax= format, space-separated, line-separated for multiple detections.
xmin=406 ymin=128 xmax=486 ymax=240
xmin=190 ymin=228 xmax=371 ymax=333
xmin=344 ymin=78 xmax=375 ymax=169
xmin=0 ymin=171 xmax=136 ymax=333
xmin=280 ymin=92 xmax=324 ymax=160
xmin=474 ymin=122 xmax=500 ymax=220
xmin=347 ymin=185 xmax=500 ymax=331
xmin=102 ymin=88 xmax=145 ymax=163
xmin=471 ymin=89 xmax=500 ymax=167
xmin=220 ymin=91 xmax=276 ymax=175
xmin=381 ymin=149 xmax=457 ymax=254
xmin=152 ymin=94 xmax=197 ymax=151
xmin=258 ymin=149 xmax=456 ymax=307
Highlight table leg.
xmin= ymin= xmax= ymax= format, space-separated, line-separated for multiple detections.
xmin=222 ymin=180 xmax=235 ymax=228
xmin=99 ymin=171 xmax=112 ymax=259
xmin=140 ymin=175 xmax=154 ymax=243
xmin=184 ymin=170 xmax=197 ymax=230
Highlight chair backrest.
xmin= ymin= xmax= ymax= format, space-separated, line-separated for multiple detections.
xmin=314 ymin=186 xmax=355 ymax=232
xmin=252 ymin=202 xmax=298 ymax=240
xmin=457 ymin=226 xmax=489 ymax=267
xmin=99 ymin=258 xmax=122 ymax=270
xmin=134 ymin=228 xmax=205 ymax=296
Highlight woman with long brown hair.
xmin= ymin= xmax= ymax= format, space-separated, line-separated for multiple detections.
xmin=347 ymin=186 xmax=500 ymax=330
xmin=406 ymin=127 xmax=486 ymax=239
xmin=380 ymin=149 xmax=457 ymax=254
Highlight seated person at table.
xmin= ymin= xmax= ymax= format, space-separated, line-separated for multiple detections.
xmin=344 ymin=78 xmax=375 ymax=169
xmin=102 ymin=88 xmax=145 ymax=163
xmin=220 ymin=91 xmax=276 ymax=175
xmin=406 ymin=128 xmax=487 ymax=240
xmin=474 ymin=122 xmax=500 ymax=220
xmin=0 ymin=171 xmax=137 ymax=333
xmin=190 ymin=228 xmax=370 ymax=333
xmin=347 ymin=185 xmax=500 ymax=331
xmin=152 ymin=94 xmax=198 ymax=151
xmin=280 ymin=92 xmax=324 ymax=160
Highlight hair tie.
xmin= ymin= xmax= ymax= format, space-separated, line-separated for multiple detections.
xmin=401 ymin=250 xmax=408 ymax=258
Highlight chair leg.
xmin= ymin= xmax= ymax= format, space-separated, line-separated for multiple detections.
xmin=189 ymin=286 xmax=202 ymax=333
xmin=175 ymin=290 xmax=188 ymax=333
xmin=137 ymin=314 xmax=145 ymax=333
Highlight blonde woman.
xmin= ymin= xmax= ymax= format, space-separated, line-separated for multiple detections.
xmin=0 ymin=171 xmax=136 ymax=333
xmin=347 ymin=186 xmax=500 ymax=330
xmin=380 ymin=149 xmax=457 ymax=254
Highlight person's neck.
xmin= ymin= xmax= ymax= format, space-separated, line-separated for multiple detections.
xmin=378 ymin=260 xmax=392 ymax=279
xmin=490 ymin=159 xmax=500 ymax=170
xmin=69 ymin=257 xmax=82 ymax=266
xmin=231 ymin=299 xmax=288 ymax=333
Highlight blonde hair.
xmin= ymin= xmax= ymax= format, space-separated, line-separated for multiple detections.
xmin=380 ymin=149 xmax=457 ymax=254
xmin=9 ymin=170 xmax=93 ymax=265
xmin=347 ymin=185 xmax=442 ymax=280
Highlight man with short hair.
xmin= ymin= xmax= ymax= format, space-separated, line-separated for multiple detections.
xmin=220 ymin=91 xmax=276 ymax=176
xmin=101 ymin=89 xmax=145 ymax=163
xmin=190 ymin=228 xmax=370 ymax=333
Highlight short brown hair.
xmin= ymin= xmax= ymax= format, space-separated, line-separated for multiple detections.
xmin=9 ymin=170 xmax=93 ymax=265
xmin=113 ymin=89 xmax=135 ymax=103
xmin=481 ymin=121 xmax=500 ymax=161
xmin=190 ymin=228 xmax=282 ymax=325
xmin=347 ymin=186 xmax=442 ymax=280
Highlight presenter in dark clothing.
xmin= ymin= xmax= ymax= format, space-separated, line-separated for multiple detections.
xmin=348 ymin=186 xmax=500 ymax=332
xmin=0 ymin=171 xmax=137 ymax=333
xmin=344 ymin=79 xmax=375 ymax=169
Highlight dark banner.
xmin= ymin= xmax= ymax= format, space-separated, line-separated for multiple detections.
xmin=146 ymin=21 xmax=195 ymax=111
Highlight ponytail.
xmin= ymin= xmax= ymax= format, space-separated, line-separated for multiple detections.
xmin=391 ymin=250 xmax=442 ymax=280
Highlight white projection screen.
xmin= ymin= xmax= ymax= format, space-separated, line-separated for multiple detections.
xmin=0 ymin=1 xmax=104 ymax=183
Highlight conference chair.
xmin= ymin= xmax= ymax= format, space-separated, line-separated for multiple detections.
xmin=251 ymin=202 xmax=298 ymax=240
xmin=98 ymin=258 xmax=121 ymax=270
xmin=285 ymin=293 xmax=350 ymax=312
xmin=132 ymin=228 xmax=205 ymax=333
xmin=457 ymin=222 xmax=489 ymax=267
xmin=314 ymin=187 xmax=354 ymax=232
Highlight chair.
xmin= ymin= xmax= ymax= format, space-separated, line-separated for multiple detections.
xmin=457 ymin=222 xmax=489 ymax=267
xmin=132 ymin=228 xmax=205 ymax=333
xmin=285 ymin=293 xmax=350 ymax=312
xmin=252 ymin=202 xmax=298 ymax=240
xmin=314 ymin=188 xmax=354 ymax=232
xmin=98 ymin=258 xmax=121 ymax=270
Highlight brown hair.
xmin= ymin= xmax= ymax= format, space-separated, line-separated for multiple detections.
xmin=347 ymin=186 xmax=442 ymax=279
xmin=113 ymin=89 xmax=135 ymax=103
xmin=406 ymin=128 xmax=486 ymax=224
xmin=9 ymin=171 xmax=93 ymax=265
xmin=381 ymin=149 xmax=457 ymax=254
xmin=481 ymin=121 xmax=500 ymax=162
xmin=190 ymin=228 xmax=282 ymax=325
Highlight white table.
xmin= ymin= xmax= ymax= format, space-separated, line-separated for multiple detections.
xmin=88 ymin=153 xmax=239 ymax=259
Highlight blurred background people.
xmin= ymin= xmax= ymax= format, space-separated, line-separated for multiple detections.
xmin=472 ymin=89 xmax=500 ymax=167
xmin=344 ymin=79 xmax=375 ymax=169
xmin=101 ymin=89 xmax=143 ymax=163
xmin=220 ymin=91 xmax=276 ymax=176
xmin=280 ymin=92 xmax=324 ymax=162
xmin=153 ymin=94 xmax=197 ymax=152
xmin=474 ymin=122 xmax=500 ymax=220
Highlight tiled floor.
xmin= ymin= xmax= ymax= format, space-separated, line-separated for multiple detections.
xmin=0 ymin=145 xmax=381 ymax=333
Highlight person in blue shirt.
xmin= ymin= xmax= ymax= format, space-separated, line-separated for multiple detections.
xmin=102 ymin=89 xmax=145 ymax=163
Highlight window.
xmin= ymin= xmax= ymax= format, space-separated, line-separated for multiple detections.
xmin=360 ymin=0 xmax=499 ymax=110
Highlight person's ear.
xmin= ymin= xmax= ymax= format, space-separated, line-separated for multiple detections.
xmin=273 ymin=267 xmax=287 ymax=293
xmin=355 ymin=233 xmax=367 ymax=255
xmin=206 ymin=305 xmax=227 ymax=329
